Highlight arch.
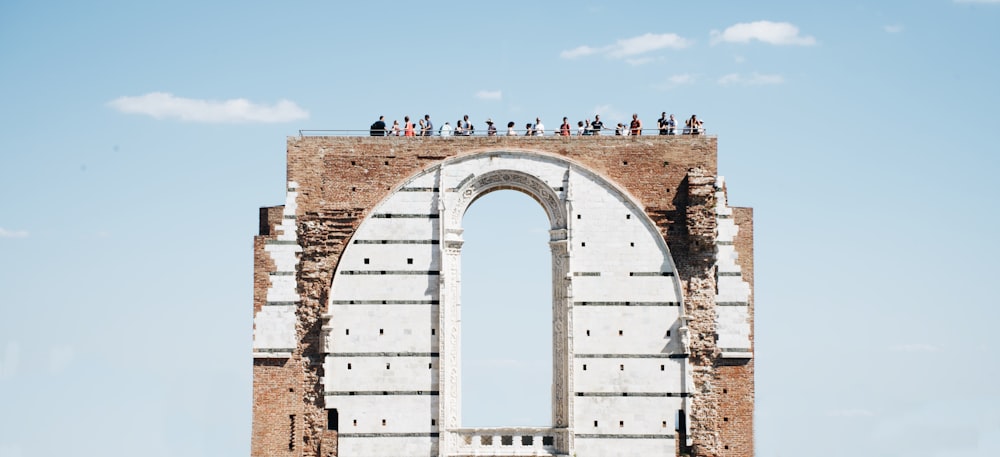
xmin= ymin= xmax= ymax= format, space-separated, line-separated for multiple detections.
xmin=450 ymin=169 xmax=567 ymax=232
xmin=322 ymin=149 xmax=690 ymax=457
xmin=438 ymin=166 xmax=572 ymax=433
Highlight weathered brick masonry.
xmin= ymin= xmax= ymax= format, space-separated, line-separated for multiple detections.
xmin=252 ymin=135 xmax=754 ymax=457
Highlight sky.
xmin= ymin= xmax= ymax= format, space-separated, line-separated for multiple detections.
xmin=1 ymin=0 xmax=1000 ymax=456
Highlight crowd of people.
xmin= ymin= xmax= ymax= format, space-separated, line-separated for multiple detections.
xmin=368 ymin=112 xmax=705 ymax=137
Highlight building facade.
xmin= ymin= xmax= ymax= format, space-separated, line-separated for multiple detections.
xmin=251 ymin=135 xmax=754 ymax=457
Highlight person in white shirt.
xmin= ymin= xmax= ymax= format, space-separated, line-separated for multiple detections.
xmin=534 ymin=117 xmax=545 ymax=136
xmin=439 ymin=122 xmax=453 ymax=137
xmin=506 ymin=121 xmax=518 ymax=136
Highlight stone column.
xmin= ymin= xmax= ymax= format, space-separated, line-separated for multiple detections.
xmin=439 ymin=227 xmax=463 ymax=456
xmin=437 ymin=166 xmax=462 ymax=457
xmin=549 ymin=231 xmax=572 ymax=454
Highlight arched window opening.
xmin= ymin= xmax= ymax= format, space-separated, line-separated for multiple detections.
xmin=461 ymin=190 xmax=552 ymax=427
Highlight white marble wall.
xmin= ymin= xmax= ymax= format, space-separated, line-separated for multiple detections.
xmin=714 ymin=177 xmax=753 ymax=358
xmin=253 ymin=181 xmax=302 ymax=357
xmin=322 ymin=152 xmax=690 ymax=457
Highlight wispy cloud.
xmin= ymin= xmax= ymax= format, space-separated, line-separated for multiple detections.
xmin=888 ymin=343 xmax=940 ymax=353
xmin=475 ymin=90 xmax=503 ymax=101
xmin=654 ymin=74 xmax=696 ymax=90
xmin=591 ymin=104 xmax=627 ymax=124
xmin=561 ymin=45 xmax=600 ymax=59
xmin=625 ymin=57 xmax=656 ymax=66
xmin=561 ymin=33 xmax=692 ymax=60
xmin=884 ymin=24 xmax=904 ymax=33
xmin=108 ymin=92 xmax=309 ymax=123
xmin=711 ymin=21 xmax=816 ymax=46
xmin=0 ymin=228 xmax=28 ymax=238
xmin=717 ymin=73 xmax=785 ymax=86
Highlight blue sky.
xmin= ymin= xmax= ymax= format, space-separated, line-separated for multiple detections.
xmin=2 ymin=1 xmax=1000 ymax=456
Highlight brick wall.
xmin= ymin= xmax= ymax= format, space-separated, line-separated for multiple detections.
xmin=251 ymin=135 xmax=752 ymax=457
xmin=715 ymin=207 xmax=754 ymax=457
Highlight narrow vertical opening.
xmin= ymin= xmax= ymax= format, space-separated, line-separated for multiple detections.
xmin=327 ymin=409 xmax=339 ymax=431
xmin=462 ymin=190 xmax=552 ymax=427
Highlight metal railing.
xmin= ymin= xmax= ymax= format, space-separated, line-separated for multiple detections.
xmin=298 ymin=129 xmax=710 ymax=137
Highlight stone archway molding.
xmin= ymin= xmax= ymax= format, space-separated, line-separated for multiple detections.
xmin=437 ymin=166 xmax=574 ymax=456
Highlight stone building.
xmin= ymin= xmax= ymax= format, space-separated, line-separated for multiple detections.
xmin=251 ymin=134 xmax=754 ymax=457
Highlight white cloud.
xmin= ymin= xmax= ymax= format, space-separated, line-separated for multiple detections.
xmin=654 ymin=74 xmax=696 ymax=90
xmin=884 ymin=24 xmax=904 ymax=33
xmin=560 ymin=45 xmax=599 ymax=59
xmin=475 ymin=90 xmax=503 ymax=101
xmin=717 ymin=72 xmax=785 ymax=86
xmin=718 ymin=74 xmax=741 ymax=85
xmin=625 ymin=57 xmax=655 ymax=66
xmin=608 ymin=33 xmax=692 ymax=57
xmin=590 ymin=104 xmax=626 ymax=125
xmin=888 ymin=343 xmax=940 ymax=353
xmin=0 ymin=228 xmax=28 ymax=238
xmin=107 ymin=92 xmax=309 ymax=123
xmin=711 ymin=21 xmax=816 ymax=46
xmin=560 ymin=33 xmax=692 ymax=60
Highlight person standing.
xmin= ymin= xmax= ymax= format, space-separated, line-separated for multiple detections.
xmin=525 ymin=122 xmax=535 ymax=136
xmin=486 ymin=118 xmax=497 ymax=136
xmin=370 ymin=115 xmax=387 ymax=136
xmin=591 ymin=115 xmax=604 ymax=135
xmin=667 ymin=114 xmax=677 ymax=135
xmin=559 ymin=117 xmax=571 ymax=136
xmin=439 ymin=121 xmax=452 ymax=137
xmin=404 ymin=116 xmax=415 ymax=137
xmin=629 ymin=113 xmax=642 ymax=136
xmin=462 ymin=114 xmax=474 ymax=136
xmin=423 ymin=115 xmax=433 ymax=136
xmin=658 ymin=112 xmax=669 ymax=135
xmin=685 ymin=114 xmax=703 ymax=134
xmin=506 ymin=121 xmax=518 ymax=136
xmin=390 ymin=120 xmax=401 ymax=136
xmin=534 ymin=118 xmax=545 ymax=136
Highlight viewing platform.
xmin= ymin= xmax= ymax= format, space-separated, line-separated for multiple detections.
xmin=298 ymin=129 xmax=714 ymax=138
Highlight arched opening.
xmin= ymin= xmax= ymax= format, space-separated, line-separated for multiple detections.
xmin=461 ymin=189 xmax=552 ymax=427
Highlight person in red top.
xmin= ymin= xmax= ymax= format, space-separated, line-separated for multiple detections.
xmin=629 ymin=113 xmax=642 ymax=136
xmin=559 ymin=117 xmax=571 ymax=136
xmin=403 ymin=116 xmax=415 ymax=137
